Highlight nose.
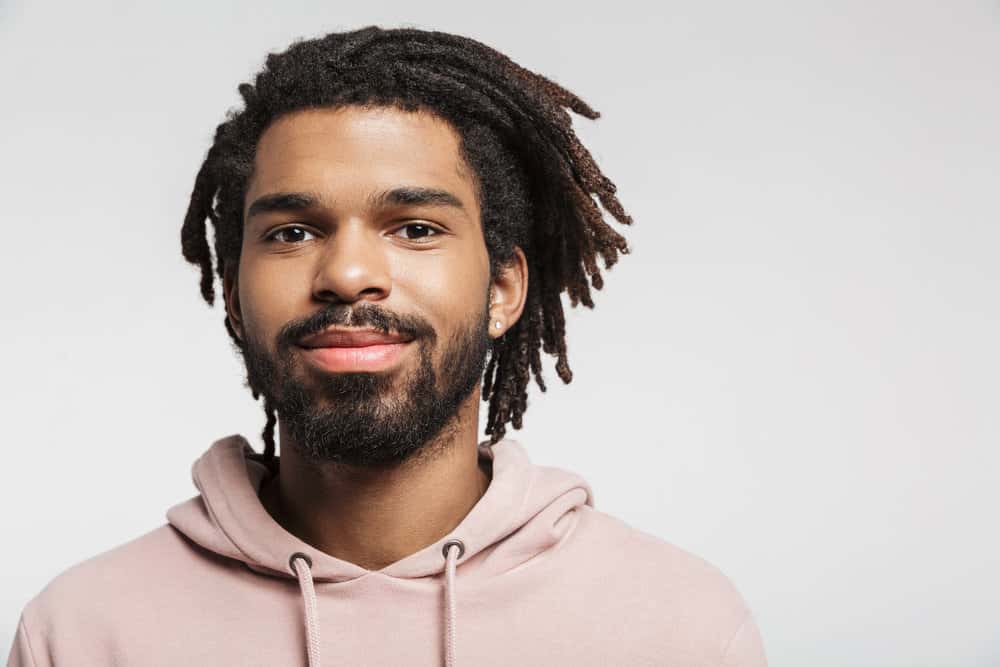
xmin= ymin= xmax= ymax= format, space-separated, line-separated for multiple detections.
xmin=311 ymin=219 xmax=392 ymax=304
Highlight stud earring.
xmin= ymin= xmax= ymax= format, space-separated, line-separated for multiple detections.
xmin=494 ymin=321 xmax=502 ymax=330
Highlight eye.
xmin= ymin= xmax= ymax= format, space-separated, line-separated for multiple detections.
xmin=264 ymin=226 xmax=316 ymax=244
xmin=392 ymin=223 xmax=441 ymax=243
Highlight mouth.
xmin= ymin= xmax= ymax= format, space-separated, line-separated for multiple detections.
xmin=296 ymin=340 xmax=412 ymax=373
xmin=297 ymin=326 xmax=413 ymax=348
xmin=294 ymin=325 xmax=416 ymax=374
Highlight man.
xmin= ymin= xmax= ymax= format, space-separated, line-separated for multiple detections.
xmin=7 ymin=26 xmax=767 ymax=666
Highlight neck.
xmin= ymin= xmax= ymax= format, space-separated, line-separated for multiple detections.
xmin=258 ymin=391 xmax=492 ymax=571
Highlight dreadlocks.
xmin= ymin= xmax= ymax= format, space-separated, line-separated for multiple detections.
xmin=180 ymin=25 xmax=633 ymax=462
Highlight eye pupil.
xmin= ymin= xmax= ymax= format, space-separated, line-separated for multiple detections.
xmin=404 ymin=224 xmax=433 ymax=239
xmin=277 ymin=228 xmax=305 ymax=242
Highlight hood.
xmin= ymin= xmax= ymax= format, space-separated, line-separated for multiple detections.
xmin=165 ymin=433 xmax=593 ymax=667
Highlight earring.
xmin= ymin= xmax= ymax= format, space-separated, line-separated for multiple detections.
xmin=493 ymin=321 xmax=502 ymax=330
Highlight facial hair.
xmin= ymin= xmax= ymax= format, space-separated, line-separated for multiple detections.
xmin=238 ymin=298 xmax=492 ymax=469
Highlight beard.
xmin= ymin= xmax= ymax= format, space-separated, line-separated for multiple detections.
xmin=238 ymin=297 xmax=492 ymax=469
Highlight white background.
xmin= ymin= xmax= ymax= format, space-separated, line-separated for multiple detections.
xmin=2 ymin=1 xmax=998 ymax=665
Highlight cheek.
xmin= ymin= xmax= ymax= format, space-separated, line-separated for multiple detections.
xmin=394 ymin=253 xmax=489 ymax=341
xmin=238 ymin=263 xmax=312 ymax=337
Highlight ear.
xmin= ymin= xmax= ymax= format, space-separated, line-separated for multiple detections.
xmin=222 ymin=263 xmax=245 ymax=342
xmin=488 ymin=246 xmax=528 ymax=339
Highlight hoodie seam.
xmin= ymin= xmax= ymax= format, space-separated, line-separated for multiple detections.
xmin=720 ymin=608 xmax=752 ymax=665
xmin=17 ymin=615 xmax=40 ymax=667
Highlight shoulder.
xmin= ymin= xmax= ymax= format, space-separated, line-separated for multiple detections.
xmin=562 ymin=506 xmax=768 ymax=665
xmin=22 ymin=525 xmax=186 ymax=606
xmin=14 ymin=524 xmax=214 ymax=649
xmin=571 ymin=506 xmax=749 ymax=606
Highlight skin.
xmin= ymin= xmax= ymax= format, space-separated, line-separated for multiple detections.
xmin=221 ymin=104 xmax=528 ymax=571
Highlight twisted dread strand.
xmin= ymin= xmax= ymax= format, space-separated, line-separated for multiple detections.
xmin=179 ymin=26 xmax=633 ymax=460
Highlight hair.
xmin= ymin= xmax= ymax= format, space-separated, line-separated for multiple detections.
xmin=180 ymin=25 xmax=633 ymax=461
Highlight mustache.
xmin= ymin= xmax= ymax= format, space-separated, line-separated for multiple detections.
xmin=281 ymin=303 xmax=437 ymax=348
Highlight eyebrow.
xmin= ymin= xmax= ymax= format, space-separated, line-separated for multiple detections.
xmin=245 ymin=186 xmax=466 ymax=222
xmin=245 ymin=192 xmax=317 ymax=221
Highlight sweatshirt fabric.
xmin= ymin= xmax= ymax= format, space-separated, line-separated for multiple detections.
xmin=7 ymin=433 xmax=768 ymax=666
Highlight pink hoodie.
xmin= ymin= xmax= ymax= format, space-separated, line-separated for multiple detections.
xmin=7 ymin=434 xmax=767 ymax=666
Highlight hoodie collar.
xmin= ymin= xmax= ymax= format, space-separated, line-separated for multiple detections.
xmin=166 ymin=433 xmax=593 ymax=583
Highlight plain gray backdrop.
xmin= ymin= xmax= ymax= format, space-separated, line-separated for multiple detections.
xmin=1 ymin=1 xmax=998 ymax=665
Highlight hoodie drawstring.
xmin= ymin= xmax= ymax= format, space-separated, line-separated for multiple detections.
xmin=290 ymin=553 xmax=322 ymax=667
xmin=441 ymin=539 xmax=465 ymax=667
xmin=289 ymin=539 xmax=466 ymax=667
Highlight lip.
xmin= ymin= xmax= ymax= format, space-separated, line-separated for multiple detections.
xmin=296 ymin=327 xmax=415 ymax=373
xmin=298 ymin=341 xmax=411 ymax=373
xmin=298 ymin=327 xmax=412 ymax=348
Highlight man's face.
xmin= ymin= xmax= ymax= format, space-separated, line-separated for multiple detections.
xmin=225 ymin=104 xmax=494 ymax=469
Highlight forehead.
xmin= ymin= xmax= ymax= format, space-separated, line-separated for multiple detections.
xmin=245 ymin=105 xmax=477 ymax=213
